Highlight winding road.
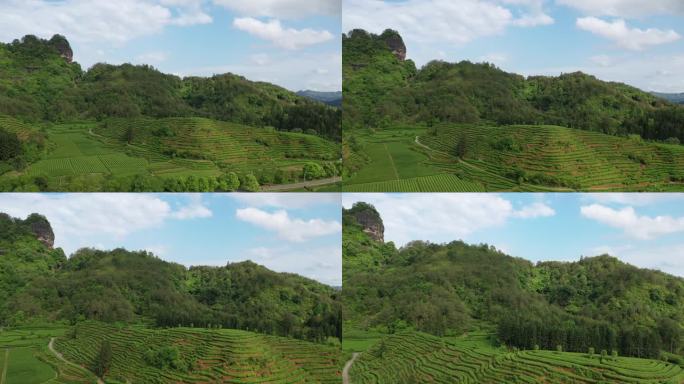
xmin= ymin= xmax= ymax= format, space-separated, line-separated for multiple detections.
xmin=48 ymin=338 xmax=104 ymax=384
xmin=342 ymin=353 xmax=360 ymax=384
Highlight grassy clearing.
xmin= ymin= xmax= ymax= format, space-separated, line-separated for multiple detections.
xmin=350 ymin=330 xmax=684 ymax=383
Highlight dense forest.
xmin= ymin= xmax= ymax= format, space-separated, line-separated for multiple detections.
xmin=343 ymin=203 xmax=684 ymax=360
xmin=0 ymin=212 xmax=341 ymax=343
xmin=343 ymin=29 xmax=684 ymax=144
xmin=0 ymin=34 xmax=341 ymax=140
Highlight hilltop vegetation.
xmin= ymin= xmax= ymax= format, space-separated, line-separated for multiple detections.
xmin=342 ymin=29 xmax=684 ymax=191
xmin=0 ymin=35 xmax=341 ymax=191
xmin=343 ymin=203 xmax=684 ymax=363
xmin=0 ymin=212 xmax=341 ymax=343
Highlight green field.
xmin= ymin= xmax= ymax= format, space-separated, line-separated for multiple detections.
xmin=348 ymin=330 xmax=684 ymax=383
xmin=0 ymin=325 xmax=96 ymax=384
xmin=1 ymin=116 xmax=341 ymax=191
xmin=343 ymin=124 xmax=684 ymax=192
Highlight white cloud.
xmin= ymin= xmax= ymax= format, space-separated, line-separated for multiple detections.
xmin=576 ymin=17 xmax=680 ymax=50
xmin=580 ymin=204 xmax=684 ymax=240
xmin=0 ymin=0 xmax=211 ymax=45
xmin=136 ymin=51 xmax=168 ymax=63
xmin=513 ymin=202 xmax=556 ymax=218
xmin=172 ymin=195 xmax=212 ymax=219
xmin=235 ymin=208 xmax=340 ymax=242
xmin=581 ymin=193 xmax=684 ymax=206
xmin=213 ymin=0 xmax=340 ymax=18
xmin=233 ymin=18 xmax=333 ymax=49
xmin=230 ymin=193 xmax=340 ymax=209
xmin=0 ymin=193 xmax=213 ymax=254
xmin=342 ymin=194 xmax=554 ymax=246
xmin=343 ymin=0 xmax=552 ymax=66
xmin=589 ymin=54 xmax=613 ymax=67
xmin=557 ymin=0 xmax=684 ymax=18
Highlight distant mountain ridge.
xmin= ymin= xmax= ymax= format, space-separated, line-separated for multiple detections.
xmin=653 ymin=92 xmax=684 ymax=104
xmin=297 ymin=90 xmax=342 ymax=107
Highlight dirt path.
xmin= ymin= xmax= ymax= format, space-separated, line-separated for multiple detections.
xmin=48 ymin=338 xmax=104 ymax=384
xmin=342 ymin=352 xmax=360 ymax=384
xmin=0 ymin=349 xmax=8 ymax=384
xmin=260 ymin=176 xmax=341 ymax=191
xmin=384 ymin=144 xmax=400 ymax=180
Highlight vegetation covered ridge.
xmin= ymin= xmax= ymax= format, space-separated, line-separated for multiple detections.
xmin=0 ymin=212 xmax=342 ymax=344
xmin=343 ymin=203 xmax=684 ymax=361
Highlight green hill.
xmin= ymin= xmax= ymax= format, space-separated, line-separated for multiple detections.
xmin=0 ymin=35 xmax=341 ymax=192
xmin=0 ymin=212 xmax=341 ymax=343
xmin=0 ymin=211 xmax=342 ymax=382
xmin=350 ymin=331 xmax=684 ymax=383
xmin=342 ymin=29 xmax=684 ymax=191
xmin=342 ymin=203 xmax=684 ymax=381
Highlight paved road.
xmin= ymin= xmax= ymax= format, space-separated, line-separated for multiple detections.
xmin=342 ymin=352 xmax=360 ymax=384
xmin=260 ymin=176 xmax=341 ymax=191
xmin=48 ymin=338 xmax=104 ymax=384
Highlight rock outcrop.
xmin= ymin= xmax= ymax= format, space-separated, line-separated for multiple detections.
xmin=24 ymin=213 xmax=55 ymax=248
xmin=48 ymin=34 xmax=73 ymax=63
xmin=381 ymin=29 xmax=406 ymax=61
xmin=347 ymin=202 xmax=384 ymax=242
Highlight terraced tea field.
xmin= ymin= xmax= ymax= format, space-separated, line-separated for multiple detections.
xmin=349 ymin=331 xmax=684 ymax=383
xmin=0 ymin=116 xmax=341 ymax=191
xmin=343 ymin=124 xmax=684 ymax=192
xmin=54 ymin=321 xmax=343 ymax=383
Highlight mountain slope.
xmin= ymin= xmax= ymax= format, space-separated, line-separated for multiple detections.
xmin=0 ymin=34 xmax=340 ymax=141
xmin=343 ymin=203 xmax=684 ymax=359
xmin=0 ymin=212 xmax=341 ymax=342
xmin=343 ymin=29 xmax=684 ymax=143
xmin=297 ymin=90 xmax=343 ymax=107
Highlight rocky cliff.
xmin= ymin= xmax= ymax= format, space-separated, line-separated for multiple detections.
xmin=381 ymin=29 xmax=406 ymax=61
xmin=24 ymin=213 xmax=55 ymax=248
xmin=346 ymin=202 xmax=384 ymax=242
xmin=48 ymin=34 xmax=73 ymax=63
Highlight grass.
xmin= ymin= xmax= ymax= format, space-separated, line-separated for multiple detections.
xmin=343 ymin=124 xmax=684 ymax=192
xmin=349 ymin=330 xmax=684 ymax=383
xmin=4 ymin=348 xmax=55 ymax=384
xmin=54 ymin=321 xmax=343 ymax=383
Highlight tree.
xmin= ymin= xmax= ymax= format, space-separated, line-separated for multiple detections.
xmin=94 ymin=340 xmax=112 ymax=377
xmin=240 ymin=173 xmax=260 ymax=192
xmin=455 ymin=133 xmax=467 ymax=159
xmin=124 ymin=125 xmax=134 ymax=144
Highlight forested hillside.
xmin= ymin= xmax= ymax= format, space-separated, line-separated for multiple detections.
xmin=343 ymin=203 xmax=684 ymax=360
xmin=0 ymin=212 xmax=341 ymax=343
xmin=343 ymin=29 xmax=684 ymax=144
xmin=0 ymin=34 xmax=340 ymax=140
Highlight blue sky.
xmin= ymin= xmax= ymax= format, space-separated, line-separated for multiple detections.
xmin=0 ymin=0 xmax=341 ymax=91
xmin=343 ymin=193 xmax=684 ymax=277
xmin=0 ymin=193 xmax=342 ymax=286
xmin=343 ymin=0 xmax=684 ymax=92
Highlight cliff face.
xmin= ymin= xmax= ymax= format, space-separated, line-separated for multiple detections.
xmin=347 ymin=202 xmax=384 ymax=242
xmin=382 ymin=31 xmax=406 ymax=61
xmin=24 ymin=213 xmax=54 ymax=248
xmin=48 ymin=34 xmax=73 ymax=63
